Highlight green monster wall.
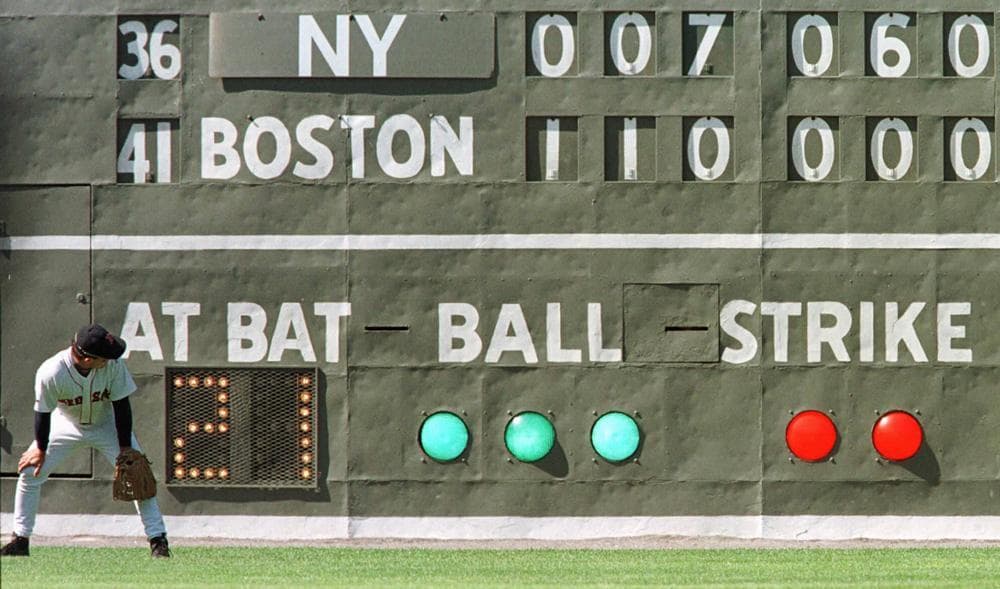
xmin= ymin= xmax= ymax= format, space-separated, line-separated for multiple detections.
xmin=1 ymin=1 xmax=998 ymax=540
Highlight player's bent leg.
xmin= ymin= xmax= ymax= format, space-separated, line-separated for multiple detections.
xmin=11 ymin=439 xmax=74 ymax=541
xmin=13 ymin=468 xmax=47 ymax=540
xmin=135 ymin=494 xmax=168 ymax=553
xmin=93 ymin=432 xmax=170 ymax=557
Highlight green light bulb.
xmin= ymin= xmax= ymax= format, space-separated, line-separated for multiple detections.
xmin=591 ymin=412 xmax=640 ymax=462
xmin=504 ymin=412 xmax=555 ymax=462
xmin=419 ymin=412 xmax=469 ymax=462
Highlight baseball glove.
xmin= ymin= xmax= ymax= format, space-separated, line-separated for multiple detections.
xmin=113 ymin=448 xmax=157 ymax=501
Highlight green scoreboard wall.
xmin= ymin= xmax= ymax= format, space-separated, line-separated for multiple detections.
xmin=1 ymin=1 xmax=998 ymax=540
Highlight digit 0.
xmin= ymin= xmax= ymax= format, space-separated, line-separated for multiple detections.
xmin=790 ymin=14 xmax=834 ymax=77
xmin=947 ymin=15 xmax=990 ymax=78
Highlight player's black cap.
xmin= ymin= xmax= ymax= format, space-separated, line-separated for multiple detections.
xmin=75 ymin=324 xmax=127 ymax=360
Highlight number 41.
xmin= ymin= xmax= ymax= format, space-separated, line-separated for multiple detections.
xmin=117 ymin=121 xmax=173 ymax=183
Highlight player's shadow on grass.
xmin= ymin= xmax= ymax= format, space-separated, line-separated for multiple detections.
xmin=899 ymin=440 xmax=940 ymax=484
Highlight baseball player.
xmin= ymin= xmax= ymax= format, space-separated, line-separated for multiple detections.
xmin=1 ymin=324 xmax=170 ymax=558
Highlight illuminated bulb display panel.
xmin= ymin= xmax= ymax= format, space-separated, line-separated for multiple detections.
xmin=165 ymin=367 xmax=318 ymax=488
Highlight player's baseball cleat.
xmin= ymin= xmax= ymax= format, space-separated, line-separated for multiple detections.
xmin=0 ymin=534 xmax=29 ymax=556
xmin=149 ymin=534 xmax=171 ymax=558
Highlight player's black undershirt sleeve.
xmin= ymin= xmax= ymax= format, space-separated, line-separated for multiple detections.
xmin=34 ymin=411 xmax=52 ymax=452
xmin=112 ymin=397 xmax=133 ymax=448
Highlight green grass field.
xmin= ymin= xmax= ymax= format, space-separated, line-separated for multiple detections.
xmin=2 ymin=547 xmax=998 ymax=588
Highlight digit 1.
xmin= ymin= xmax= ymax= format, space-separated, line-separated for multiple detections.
xmin=156 ymin=122 xmax=172 ymax=183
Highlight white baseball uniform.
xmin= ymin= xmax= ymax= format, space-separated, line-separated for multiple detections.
xmin=12 ymin=347 xmax=166 ymax=539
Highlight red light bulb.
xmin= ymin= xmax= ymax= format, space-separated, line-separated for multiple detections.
xmin=785 ymin=410 xmax=838 ymax=462
xmin=872 ymin=411 xmax=923 ymax=461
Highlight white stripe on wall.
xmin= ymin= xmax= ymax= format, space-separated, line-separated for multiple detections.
xmin=3 ymin=513 xmax=998 ymax=540
xmin=4 ymin=233 xmax=1000 ymax=251
xmin=3 ymin=236 xmax=92 ymax=250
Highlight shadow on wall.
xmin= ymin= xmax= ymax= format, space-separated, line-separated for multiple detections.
xmin=530 ymin=439 xmax=569 ymax=478
xmin=899 ymin=440 xmax=940 ymax=485
xmin=1 ymin=220 xmax=9 ymax=259
xmin=0 ymin=419 xmax=12 ymax=454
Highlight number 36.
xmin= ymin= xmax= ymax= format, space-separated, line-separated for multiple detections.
xmin=118 ymin=19 xmax=181 ymax=80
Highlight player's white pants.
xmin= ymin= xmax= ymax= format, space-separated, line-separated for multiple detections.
xmin=12 ymin=417 xmax=166 ymax=539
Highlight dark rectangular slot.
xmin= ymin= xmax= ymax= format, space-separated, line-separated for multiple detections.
xmin=664 ymin=326 xmax=709 ymax=332
xmin=364 ymin=325 xmax=410 ymax=332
